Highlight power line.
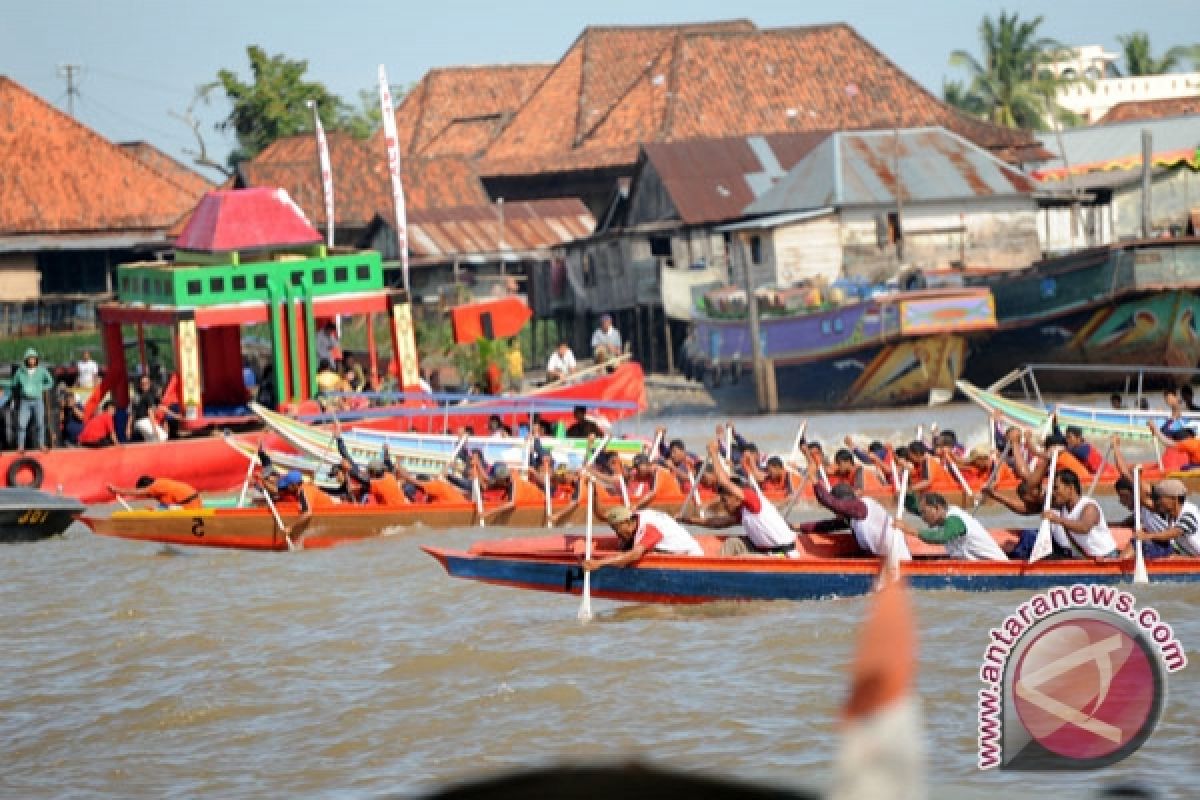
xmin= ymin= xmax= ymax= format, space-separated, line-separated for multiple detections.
xmin=57 ymin=63 xmax=82 ymax=117
xmin=86 ymin=65 xmax=196 ymax=97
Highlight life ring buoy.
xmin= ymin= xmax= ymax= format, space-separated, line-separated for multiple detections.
xmin=7 ymin=456 xmax=44 ymax=489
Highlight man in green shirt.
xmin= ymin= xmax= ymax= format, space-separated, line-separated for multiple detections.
xmin=12 ymin=348 xmax=54 ymax=453
xmin=897 ymin=492 xmax=1008 ymax=561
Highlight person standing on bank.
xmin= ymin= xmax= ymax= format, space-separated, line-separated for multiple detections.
xmin=591 ymin=313 xmax=622 ymax=362
xmin=76 ymin=350 xmax=100 ymax=390
xmin=13 ymin=348 xmax=54 ymax=453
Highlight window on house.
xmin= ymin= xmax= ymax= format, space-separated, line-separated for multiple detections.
xmin=210 ymin=276 xmax=225 ymax=293
xmin=313 ymin=269 xmax=327 ymax=285
xmin=232 ymin=275 xmax=247 ymax=291
xmin=334 ymin=266 xmax=349 ymax=283
xmin=582 ymin=253 xmax=597 ymax=288
xmin=886 ymin=212 xmax=903 ymax=245
xmin=186 ymin=280 xmax=202 ymax=296
xmin=356 ymin=264 xmax=371 ymax=280
xmin=749 ymin=235 xmax=763 ymax=265
xmin=649 ymin=236 xmax=675 ymax=269
xmin=291 ymin=270 xmax=304 ymax=286
xmin=253 ymin=274 xmax=268 ymax=290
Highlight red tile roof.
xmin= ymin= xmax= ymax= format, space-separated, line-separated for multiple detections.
xmin=1096 ymin=96 xmax=1200 ymax=125
xmin=481 ymin=23 xmax=1044 ymax=178
xmin=0 ymin=76 xmax=207 ymax=236
xmin=175 ymin=188 xmax=322 ymax=252
xmin=389 ymin=64 xmax=552 ymax=158
xmin=117 ymin=141 xmax=215 ymax=198
xmin=236 ymin=133 xmax=490 ymax=229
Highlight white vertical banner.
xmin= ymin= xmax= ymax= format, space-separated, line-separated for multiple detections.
xmin=378 ymin=64 xmax=410 ymax=296
xmin=311 ymin=102 xmax=335 ymax=247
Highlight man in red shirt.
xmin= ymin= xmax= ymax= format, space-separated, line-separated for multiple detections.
xmin=79 ymin=401 xmax=119 ymax=448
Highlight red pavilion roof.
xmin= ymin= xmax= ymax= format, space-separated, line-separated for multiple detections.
xmin=175 ymin=187 xmax=322 ymax=252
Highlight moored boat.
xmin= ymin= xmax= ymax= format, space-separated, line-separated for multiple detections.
xmin=0 ymin=488 xmax=85 ymax=543
xmin=423 ymin=530 xmax=1200 ymax=604
xmin=693 ymin=287 xmax=995 ymax=408
xmin=963 ymin=239 xmax=1200 ymax=391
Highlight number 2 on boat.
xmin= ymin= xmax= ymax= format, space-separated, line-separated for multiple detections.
xmin=191 ymin=518 xmax=205 ymax=538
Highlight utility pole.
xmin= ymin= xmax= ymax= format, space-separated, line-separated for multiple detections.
xmin=57 ymin=64 xmax=82 ymax=117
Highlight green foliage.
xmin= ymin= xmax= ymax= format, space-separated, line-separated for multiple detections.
xmin=213 ymin=46 xmax=401 ymax=166
xmin=1115 ymin=32 xmax=1200 ymax=76
xmin=0 ymin=331 xmax=101 ymax=367
xmin=946 ymin=12 xmax=1076 ymax=130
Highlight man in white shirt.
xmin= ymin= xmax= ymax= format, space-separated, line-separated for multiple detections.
xmin=545 ymin=342 xmax=576 ymax=383
xmin=591 ymin=314 xmax=622 ymax=361
xmin=76 ymin=351 xmax=100 ymax=389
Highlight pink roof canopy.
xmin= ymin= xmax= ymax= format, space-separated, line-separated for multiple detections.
xmin=175 ymin=187 xmax=322 ymax=252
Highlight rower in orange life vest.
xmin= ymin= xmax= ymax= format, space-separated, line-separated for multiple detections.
xmin=679 ymin=440 xmax=798 ymax=556
xmin=108 ymin=475 xmax=202 ymax=510
xmin=582 ymin=505 xmax=703 ymax=572
xmin=275 ymin=469 xmax=337 ymax=549
xmin=829 ymin=448 xmax=866 ymax=491
xmin=652 ymin=428 xmax=700 ymax=491
xmin=1145 ymin=420 xmax=1200 ymax=472
xmin=625 ymin=453 xmax=684 ymax=510
xmin=472 ymin=458 xmax=545 ymax=524
xmin=758 ymin=456 xmax=797 ymax=499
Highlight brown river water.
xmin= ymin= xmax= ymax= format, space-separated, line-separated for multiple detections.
xmin=2 ymin=403 xmax=1197 ymax=798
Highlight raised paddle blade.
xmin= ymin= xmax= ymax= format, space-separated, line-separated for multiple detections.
xmin=578 ymin=482 xmax=595 ymax=623
xmin=1030 ymin=520 xmax=1055 ymax=563
xmin=1133 ymin=466 xmax=1149 ymax=585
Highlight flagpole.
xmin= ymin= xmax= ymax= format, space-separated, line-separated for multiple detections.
xmin=308 ymin=100 xmax=336 ymax=248
xmin=377 ymin=64 xmax=411 ymax=297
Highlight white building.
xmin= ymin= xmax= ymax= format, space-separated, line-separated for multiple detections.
xmin=1048 ymin=45 xmax=1200 ymax=123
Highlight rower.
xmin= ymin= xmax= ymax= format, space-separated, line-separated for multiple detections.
xmin=659 ymin=438 xmax=700 ymax=490
xmin=486 ymin=414 xmax=513 ymax=438
xmin=108 ymin=475 xmax=202 ymax=510
xmin=760 ymin=456 xmax=796 ymax=496
xmin=793 ymin=483 xmax=911 ymax=560
xmin=844 ymin=436 xmax=893 ymax=482
xmin=1042 ymin=469 xmax=1119 ymax=559
xmin=626 ymin=453 xmax=677 ymax=510
xmin=475 ymin=461 xmax=545 ymax=523
xmin=582 ymin=506 xmax=703 ymax=572
xmin=830 ymin=448 xmax=865 ymax=491
xmin=1129 ymin=478 xmax=1200 ymax=557
xmin=897 ymin=493 xmax=1007 ymax=561
xmin=365 ymin=459 xmax=407 ymax=506
xmin=679 ymin=441 xmax=798 ymax=557
xmin=905 ymin=441 xmax=947 ymax=495
xmin=276 ymin=470 xmax=337 ymax=548
xmin=1146 ymin=421 xmax=1200 ymax=471
xmin=1062 ymin=425 xmax=1104 ymax=473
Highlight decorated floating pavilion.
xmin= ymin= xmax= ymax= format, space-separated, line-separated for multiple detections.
xmin=96 ymin=188 xmax=420 ymax=430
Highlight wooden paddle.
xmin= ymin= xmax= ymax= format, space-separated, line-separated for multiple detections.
xmin=1030 ymin=448 xmax=1060 ymax=562
xmin=472 ymin=476 xmax=486 ymax=528
xmin=1133 ymin=465 xmax=1149 ymax=584
xmin=235 ymin=439 xmax=261 ymax=509
xmin=543 ymin=464 xmax=553 ymax=529
xmin=617 ymin=472 xmax=631 ymax=508
xmin=678 ymin=456 xmax=709 ymax=521
xmin=945 ymin=457 xmax=974 ymax=502
xmin=1086 ymin=442 xmax=1113 ymax=498
xmin=578 ymin=480 xmax=595 ymax=623
xmin=114 ymin=492 xmax=133 ymax=511
xmin=790 ymin=420 xmax=808 ymax=462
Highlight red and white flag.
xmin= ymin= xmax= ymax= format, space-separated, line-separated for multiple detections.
xmin=311 ymin=103 xmax=335 ymax=247
xmin=378 ymin=64 xmax=410 ymax=296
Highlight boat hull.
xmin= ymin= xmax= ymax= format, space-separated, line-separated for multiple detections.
xmin=424 ymin=533 xmax=1200 ymax=604
xmin=0 ymin=489 xmax=85 ymax=543
xmin=965 ymin=241 xmax=1200 ymax=390
xmin=694 ymin=289 xmax=992 ymax=408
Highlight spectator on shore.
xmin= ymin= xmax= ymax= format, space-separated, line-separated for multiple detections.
xmin=545 ymin=341 xmax=576 ymax=383
xmin=316 ymin=321 xmax=341 ymax=368
xmin=76 ymin=350 xmax=100 ymax=390
xmin=242 ymin=357 xmax=258 ymax=397
xmin=506 ymin=339 xmax=524 ymax=392
xmin=59 ymin=383 xmax=85 ymax=445
xmin=127 ymin=373 xmax=174 ymax=442
xmin=13 ymin=348 xmax=54 ymax=453
xmin=591 ymin=313 xmax=622 ymax=362
xmin=79 ymin=401 xmax=119 ymax=448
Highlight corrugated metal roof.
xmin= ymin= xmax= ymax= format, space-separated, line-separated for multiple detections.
xmin=407 ymin=198 xmax=594 ymax=260
xmin=639 ymin=131 xmax=831 ymax=225
xmin=745 ymin=127 xmax=1037 ymax=215
xmin=1035 ymin=115 xmax=1200 ymax=172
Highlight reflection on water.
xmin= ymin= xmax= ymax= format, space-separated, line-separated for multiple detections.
xmin=0 ymin=404 xmax=1195 ymax=798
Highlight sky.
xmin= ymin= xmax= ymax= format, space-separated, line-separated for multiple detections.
xmin=3 ymin=0 xmax=1196 ymax=181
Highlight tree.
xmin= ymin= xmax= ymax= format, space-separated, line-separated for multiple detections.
xmin=1115 ymin=32 xmax=1200 ymax=76
xmin=213 ymin=46 xmax=350 ymax=166
xmin=946 ymin=12 xmax=1074 ymax=130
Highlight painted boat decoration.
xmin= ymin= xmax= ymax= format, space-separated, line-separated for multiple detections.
xmin=693 ymin=288 xmax=995 ymax=408
xmin=956 ymin=379 xmax=1199 ymax=442
xmin=249 ymin=403 xmax=647 ymax=473
xmin=424 ymin=530 xmax=1200 ymax=604
xmin=0 ymin=488 xmax=85 ymax=543
xmin=963 ymin=240 xmax=1200 ymax=391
